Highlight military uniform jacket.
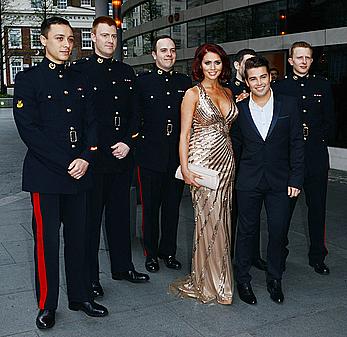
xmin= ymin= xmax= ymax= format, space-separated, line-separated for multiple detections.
xmin=226 ymin=77 xmax=249 ymax=99
xmin=13 ymin=57 xmax=97 ymax=194
xmin=135 ymin=67 xmax=192 ymax=173
xmin=273 ymin=73 xmax=335 ymax=175
xmin=72 ymin=54 xmax=137 ymax=173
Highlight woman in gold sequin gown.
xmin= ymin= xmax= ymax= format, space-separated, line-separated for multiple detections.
xmin=170 ymin=44 xmax=238 ymax=304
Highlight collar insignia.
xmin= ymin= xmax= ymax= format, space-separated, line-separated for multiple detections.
xmin=293 ymin=75 xmax=298 ymax=80
xmin=157 ymin=69 xmax=163 ymax=75
xmin=235 ymin=80 xmax=240 ymax=86
xmin=97 ymin=58 xmax=103 ymax=64
xmin=49 ymin=63 xmax=56 ymax=70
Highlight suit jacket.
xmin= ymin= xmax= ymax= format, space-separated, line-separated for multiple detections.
xmin=232 ymin=94 xmax=304 ymax=191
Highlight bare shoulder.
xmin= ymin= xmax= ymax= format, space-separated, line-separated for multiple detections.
xmin=184 ymin=86 xmax=199 ymax=101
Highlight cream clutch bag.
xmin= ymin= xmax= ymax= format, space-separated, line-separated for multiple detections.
xmin=175 ymin=164 xmax=219 ymax=190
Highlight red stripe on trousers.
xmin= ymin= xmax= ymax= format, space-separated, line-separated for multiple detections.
xmin=137 ymin=166 xmax=148 ymax=256
xmin=32 ymin=192 xmax=48 ymax=309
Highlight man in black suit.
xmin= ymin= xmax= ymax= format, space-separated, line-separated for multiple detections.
xmin=72 ymin=16 xmax=149 ymax=298
xmin=135 ymin=36 xmax=191 ymax=273
xmin=227 ymin=48 xmax=267 ymax=271
xmin=232 ymin=56 xmax=304 ymax=305
xmin=13 ymin=17 xmax=108 ymax=330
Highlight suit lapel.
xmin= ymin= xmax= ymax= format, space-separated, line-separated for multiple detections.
xmin=266 ymin=96 xmax=281 ymax=140
xmin=240 ymin=100 xmax=263 ymax=140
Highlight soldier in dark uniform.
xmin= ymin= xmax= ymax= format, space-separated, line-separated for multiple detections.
xmin=136 ymin=35 xmax=192 ymax=273
xmin=13 ymin=17 xmax=108 ymax=330
xmin=273 ymin=41 xmax=335 ymax=275
xmin=227 ymin=48 xmax=267 ymax=271
xmin=72 ymin=16 xmax=149 ymax=298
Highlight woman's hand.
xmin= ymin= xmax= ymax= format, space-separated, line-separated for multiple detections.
xmin=182 ymin=167 xmax=201 ymax=188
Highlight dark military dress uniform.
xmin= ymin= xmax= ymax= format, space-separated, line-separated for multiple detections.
xmin=226 ymin=77 xmax=249 ymax=100
xmin=72 ymin=54 xmax=138 ymax=281
xmin=136 ymin=67 xmax=191 ymax=260
xmin=13 ymin=57 xmax=97 ymax=310
xmin=273 ymin=73 xmax=335 ymax=266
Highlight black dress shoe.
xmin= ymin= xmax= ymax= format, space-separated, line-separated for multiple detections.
xmin=112 ymin=270 xmax=150 ymax=283
xmin=36 ymin=309 xmax=55 ymax=329
xmin=252 ymin=257 xmax=267 ymax=271
xmin=237 ymin=283 xmax=257 ymax=305
xmin=309 ymin=262 xmax=330 ymax=275
xmin=68 ymin=300 xmax=108 ymax=317
xmin=159 ymin=255 xmax=182 ymax=270
xmin=91 ymin=280 xmax=104 ymax=298
xmin=145 ymin=257 xmax=159 ymax=273
xmin=267 ymin=280 xmax=284 ymax=304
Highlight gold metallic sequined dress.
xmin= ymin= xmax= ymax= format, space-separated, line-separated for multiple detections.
xmin=170 ymin=83 xmax=238 ymax=304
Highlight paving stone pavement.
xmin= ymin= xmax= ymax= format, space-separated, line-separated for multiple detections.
xmin=0 ymin=172 xmax=347 ymax=337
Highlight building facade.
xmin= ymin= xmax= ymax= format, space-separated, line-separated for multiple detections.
xmin=121 ymin=0 xmax=347 ymax=167
xmin=2 ymin=0 xmax=96 ymax=89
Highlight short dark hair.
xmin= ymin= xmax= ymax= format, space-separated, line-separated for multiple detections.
xmin=192 ymin=43 xmax=231 ymax=82
xmin=234 ymin=48 xmax=257 ymax=64
xmin=92 ymin=16 xmax=117 ymax=34
xmin=289 ymin=41 xmax=313 ymax=57
xmin=244 ymin=56 xmax=270 ymax=79
xmin=40 ymin=16 xmax=72 ymax=38
xmin=269 ymin=67 xmax=279 ymax=74
xmin=152 ymin=35 xmax=176 ymax=52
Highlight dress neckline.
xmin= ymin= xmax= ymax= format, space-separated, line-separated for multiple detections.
xmin=198 ymin=83 xmax=232 ymax=120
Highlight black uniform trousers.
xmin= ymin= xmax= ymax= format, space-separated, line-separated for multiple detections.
xmin=87 ymin=170 xmax=134 ymax=282
xmin=137 ymin=166 xmax=184 ymax=258
xmin=31 ymin=192 xmax=91 ymax=310
xmin=235 ymin=176 xmax=290 ymax=284
xmin=286 ymin=170 xmax=328 ymax=265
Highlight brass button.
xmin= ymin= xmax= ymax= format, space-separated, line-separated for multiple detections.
xmin=94 ymin=87 xmax=97 ymax=90
xmin=64 ymin=90 xmax=69 ymax=95
xmin=166 ymin=91 xmax=170 ymax=95
xmin=114 ymin=96 xmax=118 ymax=100
xmin=59 ymin=74 xmax=63 ymax=78
xmin=66 ymin=108 xmax=72 ymax=112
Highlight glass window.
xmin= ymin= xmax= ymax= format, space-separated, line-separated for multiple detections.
xmin=81 ymin=29 xmax=92 ymax=49
xmin=187 ymin=18 xmax=205 ymax=48
xmin=81 ymin=0 xmax=91 ymax=6
xmin=206 ymin=13 xmax=226 ymax=44
xmin=57 ymin=0 xmax=67 ymax=9
xmin=30 ymin=28 xmax=42 ymax=49
xmin=10 ymin=57 xmax=23 ymax=84
xmin=31 ymin=57 xmax=44 ymax=67
xmin=31 ymin=0 xmax=43 ymax=8
xmin=8 ymin=28 xmax=22 ymax=49
xmin=226 ymin=7 xmax=252 ymax=42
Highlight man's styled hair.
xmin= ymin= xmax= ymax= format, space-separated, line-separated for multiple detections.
xmin=244 ymin=56 xmax=270 ymax=79
xmin=152 ymin=35 xmax=176 ymax=52
xmin=289 ymin=41 xmax=313 ymax=57
xmin=40 ymin=16 xmax=72 ymax=38
xmin=270 ymin=67 xmax=279 ymax=75
xmin=234 ymin=48 xmax=257 ymax=64
xmin=192 ymin=43 xmax=231 ymax=82
xmin=92 ymin=16 xmax=117 ymax=33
